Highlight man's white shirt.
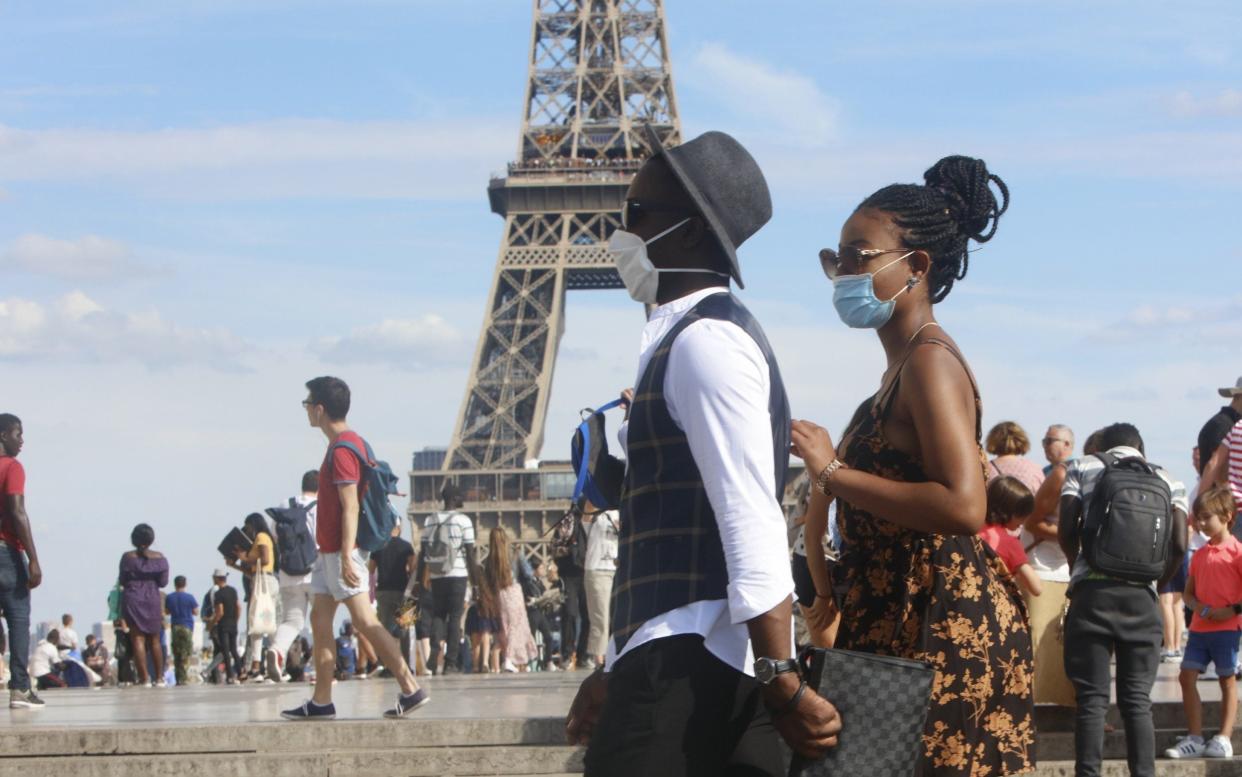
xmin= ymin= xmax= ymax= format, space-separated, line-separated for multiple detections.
xmin=606 ymin=287 xmax=795 ymax=675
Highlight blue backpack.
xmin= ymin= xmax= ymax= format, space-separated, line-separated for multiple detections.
xmin=265 ymin=498 xmax=319 ymax=576
xmin=329 ymin=438 xmax=402 ymax=554
xmin=570 ymin=399 xmax=626 ymax=510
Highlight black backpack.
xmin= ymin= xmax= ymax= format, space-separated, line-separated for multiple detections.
xmin=1081 ymin=452 xmax=1174 ymax=583
xmin=553 ymin=508 xmax=589 ymax=571
xmin=424 ymin=513 xmax=465 ymax=577
xmin=266 ymin=498 xmax=318 ymax=577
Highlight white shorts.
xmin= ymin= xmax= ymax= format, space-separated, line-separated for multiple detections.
xmin=310 ymin=549 xmax=369 ymax=602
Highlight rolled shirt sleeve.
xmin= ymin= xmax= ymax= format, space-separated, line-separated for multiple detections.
xmin=665 ymin=319 xmax=794 ymax=625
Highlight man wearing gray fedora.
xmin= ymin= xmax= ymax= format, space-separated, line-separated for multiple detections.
xmin=564 ymin=128 xmax=841 ymax=775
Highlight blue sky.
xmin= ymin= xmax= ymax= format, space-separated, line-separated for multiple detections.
xmin=2 ymin=0 xmax=1240 ymax=626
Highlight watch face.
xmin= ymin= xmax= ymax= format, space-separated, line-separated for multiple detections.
xmin=755 ymin=659 xmax=774 ymax=684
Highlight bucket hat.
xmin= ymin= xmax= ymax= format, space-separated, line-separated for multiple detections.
xmin=643 ymin=125 xmax=771 ymax=289
xmin=1219 ymin=377 xmax=1242 ymax=397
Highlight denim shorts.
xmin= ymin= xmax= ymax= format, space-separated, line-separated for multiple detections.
xmin=309 ymin=549 xmax=370 ymax=603
xmin=1182 ymin=629 xmax=1242 ymax=675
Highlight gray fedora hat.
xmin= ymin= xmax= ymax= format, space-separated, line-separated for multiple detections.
xmin=643 ymin=126 xmax=771 ymax=289
xmin=1219 ymin=376 xmax=1242 ymax=397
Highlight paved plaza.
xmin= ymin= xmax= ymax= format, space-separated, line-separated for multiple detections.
xmin=0 ymin=670 xmax=585 ymax=730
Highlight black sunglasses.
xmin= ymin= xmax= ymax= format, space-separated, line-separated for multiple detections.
xmin=623 ymin=199 xmax=696 ymax=230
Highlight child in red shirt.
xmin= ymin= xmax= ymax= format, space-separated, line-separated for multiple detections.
xmin=1167 ymin=486 xmax=1242 ymax=760
xmin=979 ymin=476 xmax=1042 ymax=598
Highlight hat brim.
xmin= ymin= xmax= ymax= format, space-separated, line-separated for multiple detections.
xmin=1219 ymin=388 xmax=1242 ymax=397
xmin=643 ymin=125 xmax=744 ymax=289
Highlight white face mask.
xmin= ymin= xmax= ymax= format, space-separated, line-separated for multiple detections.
xmin=608 ymin=219 xmax=728 ymax=304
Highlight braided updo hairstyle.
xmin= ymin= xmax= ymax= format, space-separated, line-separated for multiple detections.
xmin=858 ymin=155 xmax=1009 ymax=303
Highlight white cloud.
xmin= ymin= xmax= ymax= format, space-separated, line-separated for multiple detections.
xmin=1091 ymin=296 xmax=1242 ymax=346
xmin=684 ymin=43 xmax=839 ymax=148
xmin=1169 ymin=89 xmax=1242 ymax=118
xmin=0 ymin=118 xmax=513 ymax=201
xmin=1 ymin=233 xmax=156 ymax=281
xmin=0 ymin=291 xmax=252 ymax=369
xmin=311 ymin=314 xmax=470 ymax=368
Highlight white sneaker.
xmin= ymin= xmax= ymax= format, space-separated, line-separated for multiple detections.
xmin=264 ymin=648 xmax=285 ymax=683
xmin=1165 ymin=735 xmax=1206 ymax=759
xmin=1204 ymin=735 xmax=1233 ymax=758
xmin=501 ymin=659 xmax=517 ymax=673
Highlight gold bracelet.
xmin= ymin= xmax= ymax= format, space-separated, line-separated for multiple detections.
xmin=814 ymin=458 xmax=846 ymax=495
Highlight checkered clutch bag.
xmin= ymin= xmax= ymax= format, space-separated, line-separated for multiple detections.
xmin=789 ymin=648 xmax=934 ymax=777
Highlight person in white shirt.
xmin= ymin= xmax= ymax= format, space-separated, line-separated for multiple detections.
xmin=29 ymin=629 xmax=64 ymax=690
xmin=266 ymin=470 xmax=319 ymax=682
xmin=417 ymin=483 xmax=481 ymax=675
xmin=582 ymin=504 xmax=619 ymax=668
xmin=565 ymin=129 xmax=839 ymax=776
xmin=59 ymin=614 xmax=79 ymax=653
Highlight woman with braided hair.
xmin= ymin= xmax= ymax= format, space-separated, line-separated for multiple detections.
xmin=791 ymin=156 xmax=1035 ymax=775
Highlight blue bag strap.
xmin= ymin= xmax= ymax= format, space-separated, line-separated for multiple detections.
xmin=572 ymin=419 xmax=592 ymax=503
xmin=571 ymin=399 xmax=625 ymax=503
xmin=329 ymin=439 xmax=375 ymax=471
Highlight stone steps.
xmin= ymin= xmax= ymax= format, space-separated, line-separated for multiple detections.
xmin=3 ymin=702 xmax=1239 ymax=777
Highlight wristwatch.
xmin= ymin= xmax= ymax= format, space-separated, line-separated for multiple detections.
xmin=754 ymin=657 xmax=800 ymax=686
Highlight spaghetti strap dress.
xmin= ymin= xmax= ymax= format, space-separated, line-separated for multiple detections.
xmin=834 ymin=338 xmax=1035 ymax=776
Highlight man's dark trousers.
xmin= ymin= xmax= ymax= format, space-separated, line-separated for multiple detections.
xmin=429 ymin=576 xmax=468 ymax=672
xmin=214 ymin=627 xmax=241 ymax=679
xmin=1064 ymin=580 xmax=1162 ymax=777
xmin=584 ymin=635 xmax=784 ymax=777
xmin=561 ymin=571 xmax=589 ymax=661
xmin=0 ymin=545 xmax=31 ymax=691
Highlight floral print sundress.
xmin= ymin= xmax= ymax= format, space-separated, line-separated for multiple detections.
xmin=835 ymin=338 xmax=1035 ymax=777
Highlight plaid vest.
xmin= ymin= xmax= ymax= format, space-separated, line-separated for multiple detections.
xmin=611 ymin=293 xmax=790 ymax=652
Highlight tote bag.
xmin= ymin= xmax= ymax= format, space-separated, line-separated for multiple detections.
xmin=248 ymin=573 xmax=278 ymax=638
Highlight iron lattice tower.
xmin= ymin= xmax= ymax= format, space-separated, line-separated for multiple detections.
xmin=445 ymin=0 xmax=681 ymax=471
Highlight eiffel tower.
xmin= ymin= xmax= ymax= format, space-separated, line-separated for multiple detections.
xmin=409 ymin=0 xmax=681 ymax=548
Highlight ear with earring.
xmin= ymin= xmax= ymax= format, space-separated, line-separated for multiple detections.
xmin=907 ymin=276 xmax=920 ymax=288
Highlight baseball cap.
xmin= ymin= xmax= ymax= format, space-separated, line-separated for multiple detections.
xmin=1218 ymin=377 xmax=1242 ymax=398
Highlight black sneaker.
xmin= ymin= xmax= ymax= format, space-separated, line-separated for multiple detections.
xmin=9 ymin=689 xmax=45 ymax=709
xmin=383 ymin=688 xmax=430 ymax=719
xmin=280 ymin=699 xmax=336 ymax=721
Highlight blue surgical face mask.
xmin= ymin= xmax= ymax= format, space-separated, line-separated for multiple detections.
xmin=831 ymin=252 xmax=915 ymax=329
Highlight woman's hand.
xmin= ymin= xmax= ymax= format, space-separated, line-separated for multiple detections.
xmin=791 ymin=420 xmax=837 ymax=477
xmin=805 ymin=595 xmax=839 ymax=648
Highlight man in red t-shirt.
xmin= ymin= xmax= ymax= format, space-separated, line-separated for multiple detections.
xmin=1 ymin=413 xmax=45 ymax=709
xmin=281 ymin=377 xmax=427 ymax=722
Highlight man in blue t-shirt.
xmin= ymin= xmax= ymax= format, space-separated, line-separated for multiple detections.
xmin=164 ymin=576 xmax=198 ymax=686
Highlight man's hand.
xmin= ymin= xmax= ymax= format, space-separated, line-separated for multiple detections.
xmin=765 ymin=676 xmax=842 ymax=759
xmin=565 ymin=669 xmax=609 ymax=745
xmin=619 ymin=388 xmax=634 ymax=420
xmin=1206 ymin=606 xmax=1235 ymax=622
xmin=26 ymin=558 xmax=42 ymax=589
xmin=340 ymin=551 xmax=361 ymax=590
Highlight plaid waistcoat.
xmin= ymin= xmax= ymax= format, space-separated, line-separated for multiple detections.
xmin=611 ymin=293 xmax=790 ymax=652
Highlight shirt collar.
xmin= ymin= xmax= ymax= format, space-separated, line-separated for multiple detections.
xmin=1105 ymin=445 xmax=1144 ymax=460
xmin=648 ymin=286 xmax=729 ymax=322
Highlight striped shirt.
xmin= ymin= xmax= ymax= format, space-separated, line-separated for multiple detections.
xmin=1062 ymin=445 xmax=1188 ymax=589
xmin=1226 ymin=420 xmax=1242 ymax=510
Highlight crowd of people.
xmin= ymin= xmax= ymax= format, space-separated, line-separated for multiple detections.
xmin=3 ymin=128 xmax=1242 ymax=777
xmin=0 ymin=379 xmax=622 ymax=719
